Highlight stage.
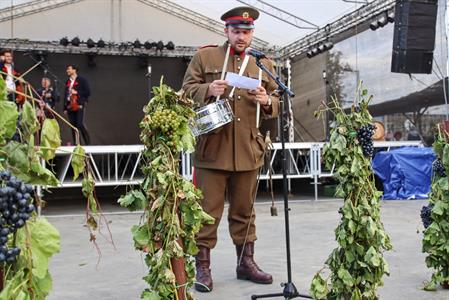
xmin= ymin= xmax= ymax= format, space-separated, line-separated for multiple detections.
xmin=43 ymin=199 xmax=447 ymax=300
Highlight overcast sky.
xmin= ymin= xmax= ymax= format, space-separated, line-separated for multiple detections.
xmin=0 ymin=0 xmax=366 ymax=46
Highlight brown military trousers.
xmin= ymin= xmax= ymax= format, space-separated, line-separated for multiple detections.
xmin=195 ymin=167 xmax=258 ymax=249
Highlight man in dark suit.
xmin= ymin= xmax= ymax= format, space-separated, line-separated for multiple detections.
xmin=63 ymin=64 xmax=91 ymax=145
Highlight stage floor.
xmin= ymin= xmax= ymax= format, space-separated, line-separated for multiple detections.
xmin=44 ymin=199 xmax=448 ymax=300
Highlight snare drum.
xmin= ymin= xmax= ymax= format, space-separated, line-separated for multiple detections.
xmin=190 ymin=99 xmax=234 ymax=136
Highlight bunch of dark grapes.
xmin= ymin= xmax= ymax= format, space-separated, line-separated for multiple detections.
xmin=357 ymin=124 xmax=376 ymax=157
xmin=0 ymin=170 xmax=35 ymax=263
xmin=420 ymin=203 xmax=434 ymax=229
xmin=432 ymin=160 xmax=446 ymax=177
xmin=150 ymin=109 xmax=182 ymax=148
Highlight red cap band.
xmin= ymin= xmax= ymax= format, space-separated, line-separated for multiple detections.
xmin=225 ymin=16 xmax=254 ymax=26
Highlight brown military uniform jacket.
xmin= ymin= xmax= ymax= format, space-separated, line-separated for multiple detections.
xmin=182 ymin=42 xmax=280 ymax=172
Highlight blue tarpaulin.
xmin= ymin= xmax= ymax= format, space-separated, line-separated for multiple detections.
xmin=372 ymin=147 xmax=435 ymax=200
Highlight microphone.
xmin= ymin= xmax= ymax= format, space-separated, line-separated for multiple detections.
xmin=245 ymin=47 xmax=267 ymax=59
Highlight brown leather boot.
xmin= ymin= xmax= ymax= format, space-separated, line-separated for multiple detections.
xmin=195 ymin=246 xmax=213 ymax=292
xmin=236 ymin=242 xmax=273 ymax=284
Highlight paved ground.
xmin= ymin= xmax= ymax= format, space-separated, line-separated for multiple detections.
xmin=43 ymin=199 xmax=449 ymax=300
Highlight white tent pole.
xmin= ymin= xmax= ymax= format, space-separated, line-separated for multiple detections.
xmin=445 ymin=0 xmax=449 ymax=120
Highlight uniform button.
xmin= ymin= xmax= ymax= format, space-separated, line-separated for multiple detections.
xmin=237 ymin=118 xmax=241 ymax=122
xmin=237 ymin=57 xmax=241 ymax=61
xmin=237 ymin=95 xmax=241 ymax=100
xmin=237 ymin=66 xmax=241 ymax=70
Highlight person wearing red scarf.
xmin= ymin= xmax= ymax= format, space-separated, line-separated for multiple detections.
xmin=63 ymin=64 xmax=91 ymax=145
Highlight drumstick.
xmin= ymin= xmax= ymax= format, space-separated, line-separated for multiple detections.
xmin=216 ymin=44 xmax=231 ymax=101
xmin=256 ymin=68 xmax=262 ymax=128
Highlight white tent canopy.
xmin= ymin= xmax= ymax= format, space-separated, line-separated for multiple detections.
xmin=0 ymin=0 xmax=359 ymax=47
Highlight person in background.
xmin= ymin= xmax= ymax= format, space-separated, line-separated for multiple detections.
xmin=407 ymin=126 xmax=421 ymax=141
xmin=0 ymin=49 xmax=24 ymax=104
xmin=0 ymin=49 xmax=5 ymax=66
xmin=63 ymin=64 xmax=91 ymax=145
xmin=385 ymin=132 xmax=394 ymax=141
xmin=36 ymin=77 xmax=59 ymax=118
xmin=393 ymin=131 xmax=403 ymax=141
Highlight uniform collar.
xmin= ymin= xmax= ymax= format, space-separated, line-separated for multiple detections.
xmin=223 ymin=42 xmax=246 ymax=58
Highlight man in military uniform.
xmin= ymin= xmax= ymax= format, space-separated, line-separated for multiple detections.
xmin=182 ymin=6 xmax=280 ymax=293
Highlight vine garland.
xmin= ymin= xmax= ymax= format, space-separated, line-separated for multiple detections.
xmin=422 ymin=124 xmax=449 ymax=291
xmin=118 ymin=80 xmax=213 ymax=300
xmin=310 ymin=90 xmax=392 ymax=300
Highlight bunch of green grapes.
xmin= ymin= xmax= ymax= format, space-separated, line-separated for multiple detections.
xmin=150 ymin=109 xmax=181 ymax=133
xmin=150 ymin=109 xmax=182 ymax=148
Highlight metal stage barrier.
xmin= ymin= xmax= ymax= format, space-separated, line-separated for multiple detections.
xmin=47 ymin=141 xmax=422 ymax=200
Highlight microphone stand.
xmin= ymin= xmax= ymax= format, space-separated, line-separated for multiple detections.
xmin=251 ymin=58 xmax=311 ymax=300
xmin=24 ymin=52 xmax=62 ymax=91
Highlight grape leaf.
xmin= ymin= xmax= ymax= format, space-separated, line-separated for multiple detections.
xmin=310 ymin=273 xmax=329 ymax=300
xmin=141 ymin=290 xmax=161 ymax=300
xmin=21 ymin=101 xmax=40 ymax=138
xmin=71 ymin=145 xmax=86 ymax=181
xmin=82 ymin=173 xmax=97 ymax=213
xmin=178 ymin=123 xmax=195 ymax=153
xmin=131 ymin=224 xmax=150 ymax=249
xmin=337 ymin=268 xmax=354 ymax=286
xmin=0 ymin=76 xmax=6 ymax=101
xmin=16 ymin=218 xmax=61 ymax=278
xmin=443 ymin=144 xmax=449 ymax=169
xmin=11 ymin=218 xmax=61 ymax=300
xmin=118 ymin=189 xmax=148 ymax=211
xmin=3 ymin=141 xmax=59 ymax=186
xmin=40 ymin=119 xmax=61 ymax=161
xmin=0 ymin=101 xmax=19 ymax=142
xmin=0 ymin=270 xmax=26 ymax=300
xmin=3 ymin=141 xmax=29 ymax=173
xmin=32 ymin=271 xmax=53 ymax=300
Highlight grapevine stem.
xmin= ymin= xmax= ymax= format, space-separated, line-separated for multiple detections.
xmin=24 ymin=223 xmax=35 ymax=300
xmin=169 ymin=260 xmax=181 ymax=300
xmin=14 ymin=62 xmax=42 ymax=81
xmin=10 ymin=280 xmax=29 ymax=296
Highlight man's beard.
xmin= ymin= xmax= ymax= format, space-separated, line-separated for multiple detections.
xmin=230 ymin=42 xmax=248 ymax=54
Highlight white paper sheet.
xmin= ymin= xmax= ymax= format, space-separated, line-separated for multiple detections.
xmin=225 ymin=72 xmax=260 ymax=90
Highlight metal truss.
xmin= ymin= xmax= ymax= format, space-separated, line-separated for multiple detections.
xmin=0 ymin=38 xmax=198 ymax=58
xmin=280 ymin=0 xmax=396 ymax=59
xmin=236 ymin=0 xmax=319 ymax=30
xmin=0 ymin=0 xmax=83 ymax=23
xmin=49 ymin=145 xmax=145 ymax=188
xmin=137 ymin=0 xmax=270 ymax=50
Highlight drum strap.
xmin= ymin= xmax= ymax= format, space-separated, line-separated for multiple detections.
xmin=228 ymin=54 xmax=250 ymax=99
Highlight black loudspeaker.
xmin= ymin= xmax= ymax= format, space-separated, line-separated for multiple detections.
xmin=391 ymin=0 xmax=438 ymax=74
